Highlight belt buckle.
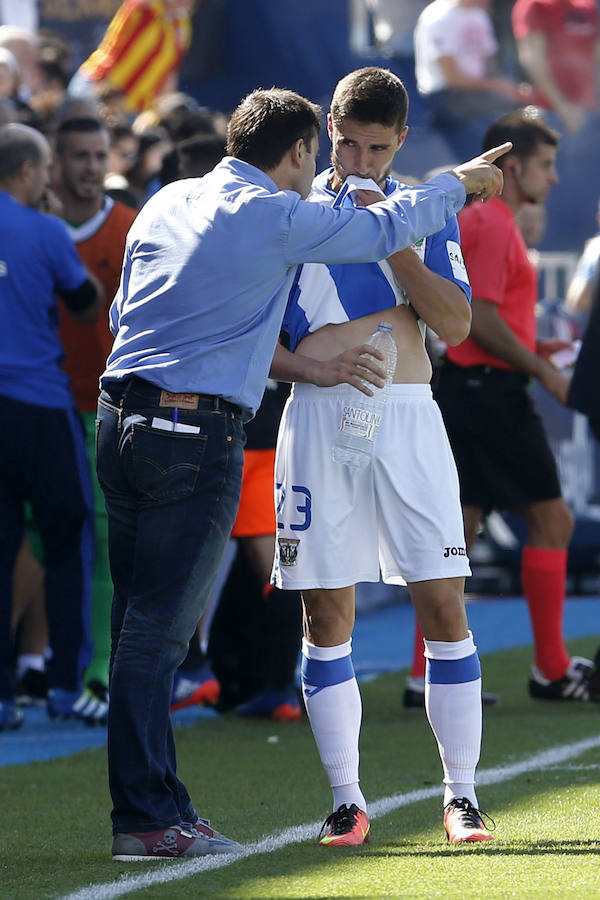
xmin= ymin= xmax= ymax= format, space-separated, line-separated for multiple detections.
xmin=159 ymin=390 xmax=199 ymax=409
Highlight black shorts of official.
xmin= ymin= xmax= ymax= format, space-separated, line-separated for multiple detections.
xmin=433 ymin=360 xmax=562 ymax=513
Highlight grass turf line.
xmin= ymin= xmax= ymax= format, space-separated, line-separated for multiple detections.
xmin=2 ymin=640 xmax=599 ymax=899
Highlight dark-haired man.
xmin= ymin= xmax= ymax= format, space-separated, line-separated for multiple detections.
xmin=96 ymin=85 xmax=508 ymax=860
xmin=433 ymin=110 xmax=598 ymax=703
xmin=271 ymin=67 xmax=493 ymax=846
xmin=0 ymin=123 xmax=103 ymax=732
xmin=55 ymin=116 xmax=138 ymax=701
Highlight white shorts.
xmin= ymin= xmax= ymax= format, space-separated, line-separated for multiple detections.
xmin=272 ymin=382 xmax=471 ymax=590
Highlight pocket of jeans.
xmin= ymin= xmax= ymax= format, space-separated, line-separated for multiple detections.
xmin=130 ymin=423 xmax=208 ymax=501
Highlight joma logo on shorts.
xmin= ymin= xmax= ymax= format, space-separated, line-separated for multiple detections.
xmin=444 ymin=546 xmax=466 ymax=557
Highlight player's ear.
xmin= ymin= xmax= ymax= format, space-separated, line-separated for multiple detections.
xmin=326 ymin=113 xmax=334 ymax=142
xmin=396 ymin=125 xmax=409 ymax=151
xmin=289 ymin=138 xmax=304 ymax=170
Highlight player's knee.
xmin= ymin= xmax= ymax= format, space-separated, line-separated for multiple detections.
xmin=415 ymin=592 xmax=468 ymax=642
xmin=302 ymin=590 xmax=353 ymax=646
xmin=528 ymin=499 xmax=574 ymax=547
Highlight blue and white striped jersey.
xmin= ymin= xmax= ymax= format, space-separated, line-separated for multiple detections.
xmin=281 ymin=168 xmax=471 ymax=351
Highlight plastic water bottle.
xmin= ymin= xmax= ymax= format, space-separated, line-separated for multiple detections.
xmin=332 ymin=321 xmax=397 ymax=469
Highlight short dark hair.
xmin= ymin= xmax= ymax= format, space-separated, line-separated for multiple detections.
xmin=178 ymin=133 xmax=226 ymax=177
xmin=482 ymin=111 xmax=559 ymax=170
xmin=0 ymin=123 xmax=44 ymax=179
xmin=330 ymin=67 xmax=409 ymax=132
xmin=226 ymin=88 xmax=322 ymax=171
xmin=55 ymin=116 xmax=107 ymax=155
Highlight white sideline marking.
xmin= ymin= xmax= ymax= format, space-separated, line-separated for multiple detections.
xmin=61 ymin=735 xmax=600 ymax=900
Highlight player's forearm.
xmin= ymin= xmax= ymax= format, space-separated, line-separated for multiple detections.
xmin=269 ymin=342 xmax=316 ymax=383
xmin=387 ymin=249 xmax=471 ymax=345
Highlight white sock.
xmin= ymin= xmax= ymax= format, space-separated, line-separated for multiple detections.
xmin=301 ymin=638 xmax=367 ymax=813
xmin=16 ymin=653 xmax=46 ymax=680
xmin=424 ymin=631 xmax=482 ymax=808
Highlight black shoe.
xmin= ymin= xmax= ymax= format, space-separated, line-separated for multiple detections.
xmin=16 ymin=668 xmax=47 ymax=706
xmin=403 ymin=677 xmax=499 ymax=709
xmin=529 ymin=656 xmax=597 ymax=701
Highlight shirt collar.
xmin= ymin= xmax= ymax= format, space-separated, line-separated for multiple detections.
xmin=315 ymin=166 xmax=397 ymax=198
xmin=217 ymin=157 xmax=281 ymax=193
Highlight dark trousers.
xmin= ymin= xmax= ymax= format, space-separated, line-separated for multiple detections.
xmin=0 ymin=393 xmax=94 ymax=699
xmin=96 ymin=377 xmax=245 ymax=833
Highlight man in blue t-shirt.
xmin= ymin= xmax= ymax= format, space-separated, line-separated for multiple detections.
xmin=271 ymin=67 xmax=494 ymax=846
xmin=0 ymin=123 xmax=104 ymax=731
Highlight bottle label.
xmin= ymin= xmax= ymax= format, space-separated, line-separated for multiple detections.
xmin=339 ymin=403 xmax=381 ymax=441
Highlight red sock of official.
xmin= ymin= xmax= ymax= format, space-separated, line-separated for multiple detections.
xmin=411 ymin=621 xmax=426 ymax=679
xmin=521 ymin=545 xmax=570 ymax=681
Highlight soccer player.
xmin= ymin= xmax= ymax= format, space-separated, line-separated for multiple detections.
xmin=271 ymin=67 xmax=494 ymax=845
xmin=56 ymin=116 xmax=138 ymax=701
xmin=433 ymin=110 xmax=598 ymax=703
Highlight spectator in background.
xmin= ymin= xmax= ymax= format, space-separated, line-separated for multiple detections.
xmin=0 ymin=25 xmax=40 ymax=103
xmin=0 ymin=94 xmax=15 ymax=123
xmin=135 ymin=93 xmax=223 ymax=188
xmin=0 ymin=46 xmax=18 ymax=98
xmin=0 ymin=123 xmax=105 ymax=732
xmin=512 ymin=0 xmax=600 ymax=135
xmin=414 ymin=0 xmax=531 ymax=160
xmin=566 ymin=198 xmax=600 ymax=315
xmin=69 ymin=0 xmax=195 ymax=113
xmin=126 ymin=126 xmax=172 ymax=203
xmin=55 ymin=117 xmax=138 ymax=702
xmin=512 ymin=0 xmax=600 ymax=251
xmin=106 ymin=121 xmax=139 ymax=179
xmin=177 ymin=133 xmax=226 ymax=180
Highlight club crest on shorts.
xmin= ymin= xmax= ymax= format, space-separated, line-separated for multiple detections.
xmin=278 ymin=537 xmax=300 ymax=566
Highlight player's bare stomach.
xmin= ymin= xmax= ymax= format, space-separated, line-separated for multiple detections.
xmin=296 ymin=305 xmax=432 ymax=384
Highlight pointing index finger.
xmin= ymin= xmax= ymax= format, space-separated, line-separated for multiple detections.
xmin=480 ymin=142 xmax=513 ymax=163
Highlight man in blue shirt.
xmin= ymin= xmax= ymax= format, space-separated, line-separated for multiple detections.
xmin=271 ymin=68 xmax=494 ymax=846
xmin=97 ymin=85 xmax=509 ymax=860
xmin=0 ymin=123 xmax=104 ymax=732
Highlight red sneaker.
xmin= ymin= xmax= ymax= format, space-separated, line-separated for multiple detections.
xmin=444 ymin=798 xmax=495 ymax=843
xmin=319 ymin=803 xmax=370 ymax=847
xmin=112 ymin=823 xmax=239 ymax=860
xmin=235 ymin=688 xmax=301 ymax=721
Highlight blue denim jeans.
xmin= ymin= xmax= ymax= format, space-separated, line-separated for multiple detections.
xmin=96 ymin=377 xmax=245 ymax=834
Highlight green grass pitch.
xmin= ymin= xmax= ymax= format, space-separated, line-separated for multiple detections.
xmin=3 ymin=638 xmax=600 ymax=899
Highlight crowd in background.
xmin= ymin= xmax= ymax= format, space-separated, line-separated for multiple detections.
xmin=1 ymin=0 xmax=600 ymax=733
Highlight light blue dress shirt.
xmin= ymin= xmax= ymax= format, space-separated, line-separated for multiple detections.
xmin=102 ymin=157 xmax=466 ymax=420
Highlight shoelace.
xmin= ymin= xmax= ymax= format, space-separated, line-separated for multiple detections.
xmin=445 ymin=798 xmax=496 ymax=832
xmin=320 ymin=803 xmax=359 ymax=837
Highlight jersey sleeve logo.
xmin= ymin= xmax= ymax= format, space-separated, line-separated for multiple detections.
xmin=446 ymin=240 xmax=469 ymax=283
